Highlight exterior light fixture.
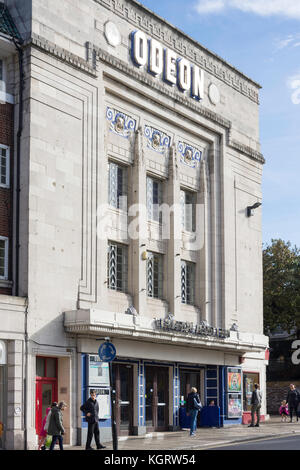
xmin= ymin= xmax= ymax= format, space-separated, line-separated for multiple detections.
xmin=246 ymin=202 xmax=261 ymax=217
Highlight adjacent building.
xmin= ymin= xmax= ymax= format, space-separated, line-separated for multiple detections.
xmin=0 ymin=0 xmax=268 ymax=449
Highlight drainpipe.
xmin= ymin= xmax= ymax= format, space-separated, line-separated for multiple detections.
xmin=12 ymin=35 xmax=26 ymax=449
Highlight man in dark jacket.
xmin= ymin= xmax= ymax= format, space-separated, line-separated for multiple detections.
xmin=48 ymin=401 xmax=67 ymax=451
xmin=286 ymin=384 xmax=300 ymax=423
xmin=186 ymin=387 xmax=202 ymax=436
xmin=80 ymin=390 xmax=106 ymax=450
xmin=248 ymin=383 xmax=262 ymax=427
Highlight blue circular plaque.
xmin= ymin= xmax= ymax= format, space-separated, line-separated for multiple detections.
xmin=98 ymin=342 xmax=116 ymax=362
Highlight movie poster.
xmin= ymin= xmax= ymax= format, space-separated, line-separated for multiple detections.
xmin=228 ymin=394 xmax=242 ymax=418
xmin=227 ymin=368 xmax=242 ymax=392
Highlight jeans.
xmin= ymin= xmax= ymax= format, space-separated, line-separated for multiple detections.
xmin=86 ymin=421 xmax=101 ymax=449
xmin=251 ymin=404 xmax=261 ymax=426
xmin=189 ymin=409 xmax=198 ymax=435
xmin=49 ymin=434 xmax=64 ymax=451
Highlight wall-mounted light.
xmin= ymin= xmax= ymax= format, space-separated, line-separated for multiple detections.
xmin=141 ymin=251 xmax=148 ymax=260
xmin=247 ymin=202 xmax=261 ymax=217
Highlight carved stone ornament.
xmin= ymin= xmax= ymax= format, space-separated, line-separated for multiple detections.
xmin=144 ymin=126 xmax=171 ymax=154
xmin=177 ymin=141 xmax=202 ymax=168
xmin=104 ymin=21 xmax=121 ymax=47
xmin=106 ymin=107 xmax=136 ymax=138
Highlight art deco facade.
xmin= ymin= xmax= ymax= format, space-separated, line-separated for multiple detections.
xmin=0 ymin=0 xmax=268 ymax=449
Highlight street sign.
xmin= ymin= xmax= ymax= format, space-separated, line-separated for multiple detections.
xmin=98 ymin=342 xmax=116 ymax=362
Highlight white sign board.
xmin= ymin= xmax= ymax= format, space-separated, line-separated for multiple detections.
xmin=88 ymin=355 xmax=110 ymax=387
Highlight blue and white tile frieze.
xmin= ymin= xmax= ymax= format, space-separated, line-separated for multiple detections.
xmin=106 ymin=107 xmax=136 ymax=138
xmin=177 ymin=141 xmax=202 ymax=167
xmin=144 ymin=125 xmax=171 ymax=154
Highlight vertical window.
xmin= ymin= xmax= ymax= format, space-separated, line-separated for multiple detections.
xmin=0 ymin=59 xmax=3 ymax=82
xmin=147 ymin=176 xmax=163 ymax=222
xmin=147 ymin=251 xmax=163 ymax=299
xmin=108 ymin=161 xmax=127 ymax=210
xmin=180 ymin=189 xmax=196 ymax=232
xmin=181 ymin=260 xmax=195 ymax=305
xmin=0 ymin=145 xmax=9 ymax=188
xmin=0 ymin=237 xmax=8 ymax=280
xmin=107 ymin=241 xmax=128 ymax=292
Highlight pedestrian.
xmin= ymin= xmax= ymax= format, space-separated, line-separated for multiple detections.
xmin=279 ymin=400 xmax=289 ymax=423
xmin=286 ymin=384 xmax=300 ymax=423
xmin=48 ymin=401 xmax=67 ymax=451
xmin=80 ymin=389 xmax=106 ymax=450
xmin=186 ymin=387 xmax=202 ymax=437
xmin=248 ymin=383 xmax=262 ymax=427
xmin=37 ymin=407 xmax=51 ymax=450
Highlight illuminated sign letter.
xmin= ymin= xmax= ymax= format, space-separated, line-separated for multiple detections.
xmin=164 ymin=48 xmax=177 ymax=85
xmin=177 ymin=58 xmax=191 ymax=92
xmin=132 ymin=30 xmax=147 ymax=67
xmin=191 ymin=65 xmax=204 ymax=100
xmin=149 ymin=39 xmax=163 ymax=76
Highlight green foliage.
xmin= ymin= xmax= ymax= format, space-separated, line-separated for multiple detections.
xmin=263 ymin=239 xmax=300 ymax=335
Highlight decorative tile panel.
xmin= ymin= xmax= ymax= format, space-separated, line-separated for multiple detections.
xmin=106 ymin=107 xmax=136 ymax=138
xmin=177 ymin=141 xmax=202 ymax=168
xmin=144 ymin=125 xmax=171 ymax=154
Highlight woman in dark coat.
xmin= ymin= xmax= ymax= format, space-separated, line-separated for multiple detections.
xmin=286 ymin=384 xmax=300 ymax=423
xmin=48 ymin=401 xmax=67 ymax=450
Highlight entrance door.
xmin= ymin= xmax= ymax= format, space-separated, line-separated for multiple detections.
xmin=112 ymin=363 xmax=133 ymax=436
xmin=35 ymin=357 xmax=58 ymax=435
xmin=145 ymin=366 xmax=169 ymax=431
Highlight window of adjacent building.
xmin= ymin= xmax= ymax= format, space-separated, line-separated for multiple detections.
xmin=147 ymin=176 xmax=163 ymax=223
xmin=0 ymin=145 xmax=9 ymax=188
xmin=147 ymin=251 xmax=163 ymax=299
xmin=108 ymin=161 xmax=128 ymax=210
xmin=107 ymin=241 xmax=128 ymax=293
xmin=180 ymin=189 xmax=196 ymax=232
xmin=0 ymin=237 xmax=8 ymax=280
xmin=36 ymin=357 xmax=57 ymax=378
xmin=181 ymin=260 xmax=195 ymax=305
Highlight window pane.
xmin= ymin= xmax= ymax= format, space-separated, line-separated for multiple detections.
xmin=147 ymin=252 xmax=163 ymax=299
xmin=147 ymin=177 xmax=162 ymax=222
xmin=108 ymin=162 xmax=127 ymax=209
xmin=46 ymin=358 xmax=56 ymax=378
xmin=36 ymin=357 xmax=45 ymax=377
xmin=107 ymin=242 xmax=128 ymax=292
xmin=181 ymin=190 xmax=196 ymax=232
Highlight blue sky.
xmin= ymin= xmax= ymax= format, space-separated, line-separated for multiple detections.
xmin=138 ymin=0 xmax=300 ymax=248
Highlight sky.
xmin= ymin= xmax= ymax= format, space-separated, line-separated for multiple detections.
xmin=138 ymin=0 xmax=300 ymax=248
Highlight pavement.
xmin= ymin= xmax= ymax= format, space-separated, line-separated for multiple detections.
xmin=66 ymin=416 xmax=300 ymax=450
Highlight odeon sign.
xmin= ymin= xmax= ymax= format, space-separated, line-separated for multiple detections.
xmin=130 ymin=30 xmax=205 ymax=102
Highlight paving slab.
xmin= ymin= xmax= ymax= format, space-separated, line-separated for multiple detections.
xmin=65 ymin=416 xmax=300 ymax=451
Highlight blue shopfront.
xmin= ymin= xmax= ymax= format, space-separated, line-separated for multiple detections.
xmin=80 ymin=354 xmax=242 ymax=442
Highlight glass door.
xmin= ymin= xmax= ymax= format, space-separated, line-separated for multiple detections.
xmin=145 ymin=366 xmax=169 ymax=431
xmin=112 ymin=364 xmax=133 ymax=436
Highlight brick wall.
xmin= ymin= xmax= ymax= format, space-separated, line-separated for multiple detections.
xmin=0 ymin=102 xmax=13 ymax=294
xmin=267 ymin=381 xmax=300 ymax=415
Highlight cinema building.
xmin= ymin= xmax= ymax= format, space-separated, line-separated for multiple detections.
xmin=0 ymin=0 xmax=268 ymax=449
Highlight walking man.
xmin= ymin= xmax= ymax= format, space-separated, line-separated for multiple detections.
xmin=186 ymin=387 xmax=202 ymax=436
xmin=248 ymin=383 xmax=262 ymax=427
xmin=286 ymin=384 xmax=300 ymax=423
xmin=80 ymin=389 xmax=106 ymax=450
xmin=48 ymin=401 xmax=67 ymax=451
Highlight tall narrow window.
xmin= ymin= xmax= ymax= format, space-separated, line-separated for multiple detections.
xmin=0 ymin=145 xmax=9 ymax=188
xmin=108 ymin=161 xmax=127 ymax=210
xmin=181 ymin=260 xmax=195 ymax=305
xmin=0 ymin=237 xmax=8 ymax=280
xmin=107 ymin=241 xmax=128 ymax=292
xmin=180 ymin=189 xmax=196 ymax=232
xmin=147 ymin=251 xmax=163 ymax=299
xmin=147 ymin=176 xmax=163 ymax=222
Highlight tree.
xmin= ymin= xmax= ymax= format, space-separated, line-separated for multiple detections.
xmin=263 ymin=239 xmax=300 ymax=337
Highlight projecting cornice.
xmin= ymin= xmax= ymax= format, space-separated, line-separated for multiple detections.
xmin=93 ymin=0 xmax=261 ymax=104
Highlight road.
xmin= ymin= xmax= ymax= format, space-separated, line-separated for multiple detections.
xmin=206 ymin=434 xmax=300 ymax=450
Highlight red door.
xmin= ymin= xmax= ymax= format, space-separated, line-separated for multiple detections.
xmin=35 ymin=357 xmax=58 ymax=435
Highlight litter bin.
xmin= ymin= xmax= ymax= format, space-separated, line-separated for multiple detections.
xmin=179 ymin=406 xmax=191 ymax=429
xmin=199 ymin=406 xmax=220 ymax=427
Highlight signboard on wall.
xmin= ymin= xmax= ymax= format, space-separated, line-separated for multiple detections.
xmin=227 ymin=393 xmax=242 ymax=418
xmin=88 ymin=387 xmax=111 ymax=420
xmin=87 ymin=355 xmax=110 ymax=387
xmin=227 ymin=367 xmax=242 ymax=392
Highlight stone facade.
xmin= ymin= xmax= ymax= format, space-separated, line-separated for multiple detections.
xmin=0 ymin=0 xmax=269 ymax=448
